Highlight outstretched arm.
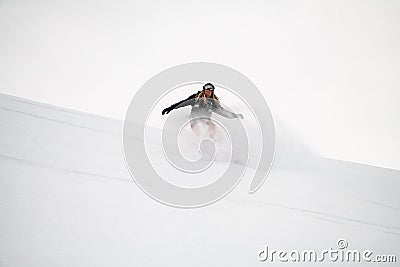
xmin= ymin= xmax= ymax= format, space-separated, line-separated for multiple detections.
xmin=162 ymin=93 xmax=197 ymax=115
xmin=213 ymin=105 xmax=244 ymax=119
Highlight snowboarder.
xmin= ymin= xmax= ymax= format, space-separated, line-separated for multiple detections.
xmin=162 ymin=83 xmax=243 ymax=138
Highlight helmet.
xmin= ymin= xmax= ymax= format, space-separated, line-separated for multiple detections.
xmin=203 ymin=83 xmax=215 ymax=91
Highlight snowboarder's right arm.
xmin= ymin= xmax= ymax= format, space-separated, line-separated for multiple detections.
xmin=162 ymin=93 xmax=198 ymax=115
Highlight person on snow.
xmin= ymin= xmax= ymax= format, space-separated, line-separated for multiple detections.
xmin=162 ymin=83 xmax=243 ymax=138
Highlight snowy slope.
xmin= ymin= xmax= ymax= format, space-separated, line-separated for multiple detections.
xmin=0 ymin=93 xmax=399 ymax=266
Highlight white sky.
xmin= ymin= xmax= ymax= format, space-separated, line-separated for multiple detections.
xmin=1 ymin=0 xmax=399 ymax=170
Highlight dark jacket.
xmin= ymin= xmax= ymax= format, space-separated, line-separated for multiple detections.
xmin=165 ymin=91 xmax=238 ymax=119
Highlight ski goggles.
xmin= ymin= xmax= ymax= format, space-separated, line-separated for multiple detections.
xmin=203 ymin=84 xmax=215 ymax=91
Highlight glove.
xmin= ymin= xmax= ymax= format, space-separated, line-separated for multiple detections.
xmin=162 ymin=107 xmax=172 ymax=115
xmin=235 ymin=113 xmax=244 ymax=119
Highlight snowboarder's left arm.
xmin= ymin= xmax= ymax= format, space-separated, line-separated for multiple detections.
xmin=213 ymin=105 xmax=244 ymax=119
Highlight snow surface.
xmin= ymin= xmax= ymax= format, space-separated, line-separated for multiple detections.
xmin=0 ymin=93 xmax=399 ymax=266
